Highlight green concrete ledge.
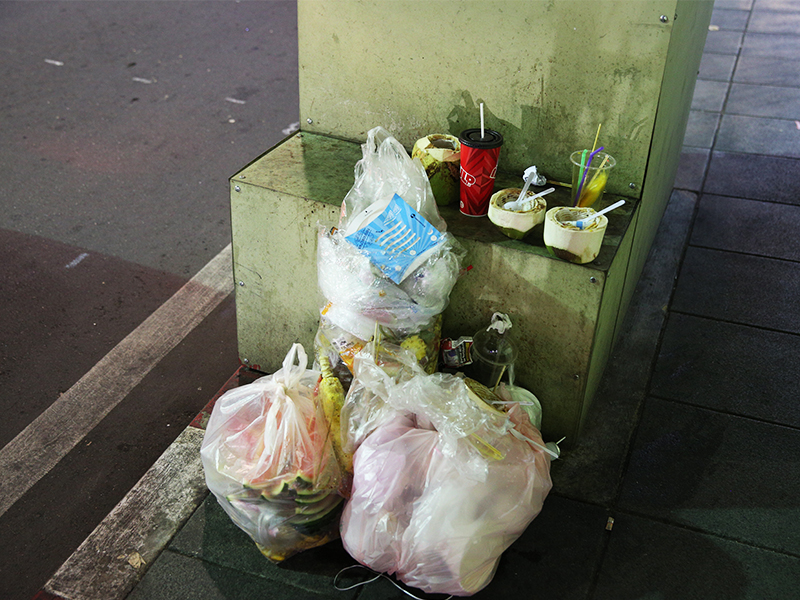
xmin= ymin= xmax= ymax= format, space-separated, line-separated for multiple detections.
xmin=234 ymin=132 xmax=634 ymax=270
xmin=230 ymin=132 xmax=638 ymax=442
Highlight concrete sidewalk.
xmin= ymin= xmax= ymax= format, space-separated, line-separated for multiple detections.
xmin=36 ymin=1 xmax=800 ymax=598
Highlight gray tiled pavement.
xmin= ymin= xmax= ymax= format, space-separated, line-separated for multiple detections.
xmin=46 ymin=1 xmax=800 ymax=598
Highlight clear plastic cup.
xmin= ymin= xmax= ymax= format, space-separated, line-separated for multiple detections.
xmin=570 ymin=150 xmax=615 ymax=208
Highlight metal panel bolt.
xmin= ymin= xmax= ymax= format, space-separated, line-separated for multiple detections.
xmin=307 ymin=118 xmax=313 ymax=124
xmin=234 ymin=185 xmax=241 ymax=192
xmin=238 ymin=280 xmax=244 ymax=286
xmin=573 ymin=374 xmax=581 ymax=380
xmin=239 ymin=175 xmax=246 ymax=179
xmin=629 ymin=182 xmax=637 ymax=189
xmin=243 ymin=358 xmax=250 ymax=364
xmin=660 ymin=14 xmax=669 ymax=23
xmin=590 ymin=276 xmax=598 ymax=284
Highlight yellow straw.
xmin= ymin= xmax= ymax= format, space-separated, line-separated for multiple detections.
xmin=591 ymin=123 xmax=602 ymax=154
xmin=492 ymin=365 xmax=507 ymax=393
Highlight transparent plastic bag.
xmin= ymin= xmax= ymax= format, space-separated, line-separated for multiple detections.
xmin=314 ymin=126 xmax=464 ymax=388
xmin=319 ymin=126 xmax=465 ymax=335
xmin=340 ymin=126 xmax=446 ymax=232
xmin=339 ymin=341 xmax=418 ymax=455
xmin=317 ymin=225 xmax=463 ymax=335
xmin=342 ymin=340 xmax=510 ymax=462
xmin=200 ymin=344 xmax=343 ymax=563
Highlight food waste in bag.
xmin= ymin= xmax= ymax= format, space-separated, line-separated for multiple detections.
xmin=315 ymin=347 xmax=353 ymax=495
xmin=200 ymin=344 xmax=344 ymax=563
xmin=315 ymin=304 xmax=442 ymax=389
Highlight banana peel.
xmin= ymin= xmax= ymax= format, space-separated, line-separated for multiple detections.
xmin=317 ymin=353 xmax=353 ymax=478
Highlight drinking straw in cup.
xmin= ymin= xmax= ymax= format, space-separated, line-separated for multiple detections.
xmin=459 ymin=105 xmax=503 ymax=217
xmin=570 ymin=149 xmax=616 ymax=208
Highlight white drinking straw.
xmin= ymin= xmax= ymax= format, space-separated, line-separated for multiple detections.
xmin=480 ymin=103 xmax=485 ymax=139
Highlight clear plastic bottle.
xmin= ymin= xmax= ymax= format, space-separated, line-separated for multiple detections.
xmin=468 ymin=313 xmax=517 ymax=390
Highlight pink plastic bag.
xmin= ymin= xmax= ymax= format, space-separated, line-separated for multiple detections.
xmin=339 ymin=356 xmax=552 ymax=596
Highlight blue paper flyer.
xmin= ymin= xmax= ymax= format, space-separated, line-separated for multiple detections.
xmin=344 ymin=193 xmax=442 ymax=284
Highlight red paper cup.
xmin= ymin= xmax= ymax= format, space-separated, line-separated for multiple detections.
xmin=459 ymin=128 xmax=503 ymax=217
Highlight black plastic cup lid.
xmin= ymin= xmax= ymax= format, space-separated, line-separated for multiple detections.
xmin=459 ymin=128 xmax=503 ymax=149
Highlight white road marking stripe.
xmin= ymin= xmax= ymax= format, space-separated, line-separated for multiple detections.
xmin=65 ymin=252 xmax=90 ymax=269
xmin=0 ymin=244 xmax=233 ymax=517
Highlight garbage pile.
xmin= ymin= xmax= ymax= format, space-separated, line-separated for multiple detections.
xmin=201 ymin=126 xmax=554 ymax=597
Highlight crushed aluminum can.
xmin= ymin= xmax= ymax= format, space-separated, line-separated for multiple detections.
xmin=441 ymin=337 xmax=473 ymax=368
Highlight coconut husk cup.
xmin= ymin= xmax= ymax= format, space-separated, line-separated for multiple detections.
xmin=543 ymin=206 xmax=607 ymax=264
xmin=487 ymin=188 xmax=547 ymax=240
xmin=412 ymin=134 xmax=461 ymax=207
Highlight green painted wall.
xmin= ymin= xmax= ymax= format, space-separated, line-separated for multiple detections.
xmin=616 ymin=0 xmax=714 ymax=338
xmin=298 ymin=0 xmax=683 ymax=197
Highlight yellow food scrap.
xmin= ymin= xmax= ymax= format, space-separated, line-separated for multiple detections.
xmin=317 ymin=354 xmax=353 ymax=474
xmin=400 ymin=335 xmax=428 ymax=361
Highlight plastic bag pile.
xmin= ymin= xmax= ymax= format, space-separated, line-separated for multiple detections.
xmin=201 ymin=127 xmax=552 ymax=596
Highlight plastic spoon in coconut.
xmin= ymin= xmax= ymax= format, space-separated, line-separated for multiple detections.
xmin=567 ymin=199 xmax=626 ymax=230
xmin=504 ymin=167 xmax=554 ymax=211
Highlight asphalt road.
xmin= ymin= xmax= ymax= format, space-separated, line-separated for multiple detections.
xmin=0 ymin=2 xmax=299 ymax=598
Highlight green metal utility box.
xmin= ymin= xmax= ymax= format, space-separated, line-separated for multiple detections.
xmin=230 ymin=0 xmax=713 ymax=442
